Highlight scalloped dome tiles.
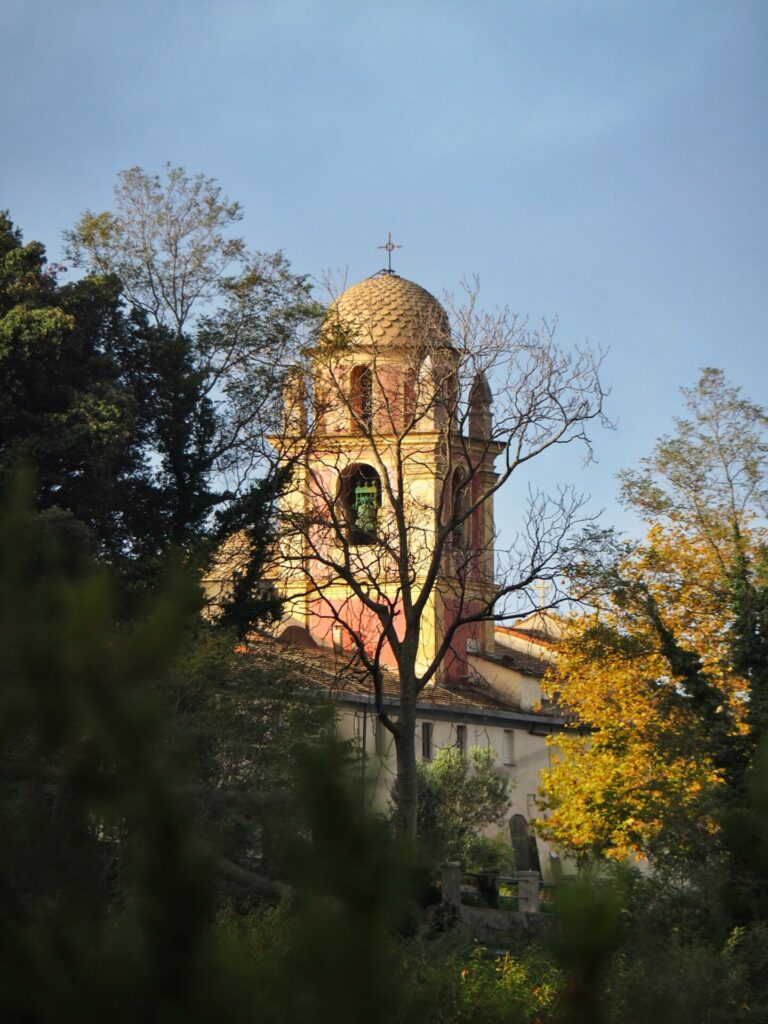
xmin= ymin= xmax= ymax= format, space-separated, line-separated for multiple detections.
xmin=326 ymin=272 xmax=451 ymax=348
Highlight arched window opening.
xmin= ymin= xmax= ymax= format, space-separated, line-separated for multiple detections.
xmin=451 ymin=468 xmax=470 ymax=547
xmin=444 ymin=371 xmax=461 ymax=425
xmin=350 ymin=364 xmax=373 ymax=430
xmin=403 ymin=366 xmax=418 ymax=427
xmin=313 ymin=383 xmax=329 ymax=432
xmin=339 ymin=463 xmax=381 ymax=544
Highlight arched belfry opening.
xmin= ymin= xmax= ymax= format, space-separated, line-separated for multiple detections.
xmin=451 ymin=467 xmax=470 ymax=547
xmin=275 ymin=270 xmax=500 ymax=676
xmin=350 ymin=364 xmax=373 ymax=430
xmin=339 ymin=463 xmax=381 ymax=544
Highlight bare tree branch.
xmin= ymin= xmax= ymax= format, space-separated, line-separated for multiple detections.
xmin=263 ymin=274 xmax=607 ymax=835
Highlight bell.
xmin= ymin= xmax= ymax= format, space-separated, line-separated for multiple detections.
xmin=354 ymin=484 xmax=377 ymax=533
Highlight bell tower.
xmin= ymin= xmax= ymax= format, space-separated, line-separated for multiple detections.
xmin=274 ymin=270 xmax=499 ymax=684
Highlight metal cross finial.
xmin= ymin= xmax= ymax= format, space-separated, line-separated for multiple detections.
xmin=378 ymin=231 xmax=401 ymax=274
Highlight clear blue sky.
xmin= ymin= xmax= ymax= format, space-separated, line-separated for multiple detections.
xmin=2 ymin=0 xmax=766 ymax=539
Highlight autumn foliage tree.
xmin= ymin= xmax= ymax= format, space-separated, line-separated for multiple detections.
xmin=538 ymin=530 xmax=731 ymax=863
xmin=539 ymin=369 xmax=768 ymax=877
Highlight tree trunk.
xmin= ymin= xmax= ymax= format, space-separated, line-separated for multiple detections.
xmin=392 ymin=695 xmax=418 ymax=839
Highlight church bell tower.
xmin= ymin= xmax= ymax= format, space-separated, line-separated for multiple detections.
xmin=274 ymin=267 xmax=500 ymax=684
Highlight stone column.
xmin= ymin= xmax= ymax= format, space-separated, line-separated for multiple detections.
xmin=517 ymin=870 xmax=541 ymax=914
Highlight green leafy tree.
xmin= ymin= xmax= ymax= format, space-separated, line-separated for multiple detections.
xmin=0 ymin=211 xmax=160 ymax=570
xmin=64 ymin=164 xmax=246 ymax=335
xmin=2 ymin=166 xmax=316 ymax=618
xmin=618 ymin=368 xmax=768 ymax=557
xmin=416 ymin=746 xmax=513 ymax=869
xmin=0 ymin=209 xmax=229 ymax=593
xmin=133 ymin=321 xmax=221 ymax=553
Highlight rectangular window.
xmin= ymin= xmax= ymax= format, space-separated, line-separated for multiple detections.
xmin=421 ymin=722 xmax=433 ymax=761
xmin=503 ymin=729 xmax=516 ymax=766
xmin=455 ymin=724 xmax=467 ymax=756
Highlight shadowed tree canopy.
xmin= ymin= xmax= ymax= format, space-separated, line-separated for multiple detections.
xmin=0 ymin=210 xmax=157 ymax=568
xmin=2 ymin=163 xmax=320 ymax=616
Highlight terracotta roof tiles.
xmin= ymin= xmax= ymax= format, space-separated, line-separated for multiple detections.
xmin=243 ymin=634 xmax=561 ymax=723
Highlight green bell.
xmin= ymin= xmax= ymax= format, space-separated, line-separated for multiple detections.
xmin=354 ymin=483 xmax=377 ymax=533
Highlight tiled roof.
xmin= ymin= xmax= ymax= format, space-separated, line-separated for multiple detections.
xmin=243 ymin=634 xmax=558 ymax=721
xmin=496 ymin=623 xmax=558 ymax=650
xmin=324 ymin=273 xmax=451 ymax=349
xmin=475 ymin=643 xmax=550 ymax=678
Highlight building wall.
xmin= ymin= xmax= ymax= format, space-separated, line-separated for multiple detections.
xmin=467 ymin=655 xmax=544 ymax=711
xmin=334 ymin=702 xmax=564 ymax=879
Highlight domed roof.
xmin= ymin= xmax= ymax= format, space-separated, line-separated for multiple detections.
xmin=325 ymin=272 xmax=451 ymax=348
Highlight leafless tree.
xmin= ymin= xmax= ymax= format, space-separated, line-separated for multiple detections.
xmin=269 ymin=277 xmax=608 ymax=836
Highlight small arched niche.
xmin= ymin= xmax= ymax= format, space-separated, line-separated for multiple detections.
xmin=450 ymin=468 xmax=470 ymax=547
xmin=277 ymin=623 xmax=317 ymax=649
xmin=339 ymin=463 xmax=381 ymax=544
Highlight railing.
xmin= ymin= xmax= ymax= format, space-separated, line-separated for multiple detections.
xmin=441 ymin=863 xmax=543 ymax=914
xmin=539 ymin=879 xmax=556 ymax=911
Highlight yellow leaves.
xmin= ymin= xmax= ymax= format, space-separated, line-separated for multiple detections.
xmin=538 ymin=520 xmax=753 ymax=861
xmin=540 ymin=729 xmax=719 ymax=860
xmin=71 ymin=210 xmax=121 ymax=251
